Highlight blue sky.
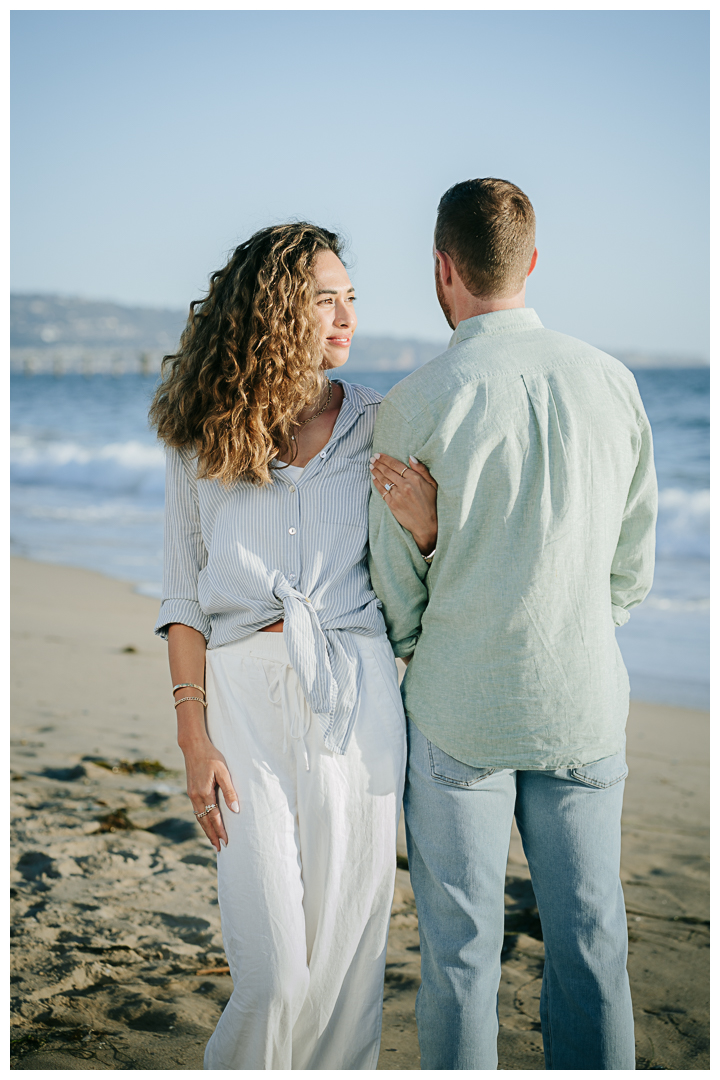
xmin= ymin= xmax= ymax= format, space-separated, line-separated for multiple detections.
xmin=11 ymin=9 xmax=709 ymax=356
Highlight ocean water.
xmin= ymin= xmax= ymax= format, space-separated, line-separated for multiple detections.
xmin=11 ymin=367 xmax=709 ymax=710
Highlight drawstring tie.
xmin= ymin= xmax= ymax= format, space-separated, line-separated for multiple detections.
xmin=267 ymin=665 xmax=312 ymax=771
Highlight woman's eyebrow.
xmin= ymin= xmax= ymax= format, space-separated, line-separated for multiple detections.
xmin=315 ymin=286 xmax=355 ymax=296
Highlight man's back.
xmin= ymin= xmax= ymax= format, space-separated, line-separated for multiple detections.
xmin=369 ymin=307 xmax=657 ymax=769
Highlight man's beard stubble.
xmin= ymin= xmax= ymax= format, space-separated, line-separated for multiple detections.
xmin=434 ymin=259 xmax=455 ymax=330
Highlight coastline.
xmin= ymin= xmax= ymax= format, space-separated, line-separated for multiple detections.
xmin=11 ymin=558 xmax=709 ymax=1070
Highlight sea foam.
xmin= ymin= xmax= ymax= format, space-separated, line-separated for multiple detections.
xmin=655 ymin=487 xmax=709 ymax=559
xmin=10 ymin=435 xmax=166 ymax=497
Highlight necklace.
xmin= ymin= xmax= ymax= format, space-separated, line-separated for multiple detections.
xmin=290 ymin=379 xmax=333 ymax=441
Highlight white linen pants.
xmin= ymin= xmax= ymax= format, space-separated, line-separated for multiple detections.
xmin=203 ymin=631 xmax=406 ymax=1070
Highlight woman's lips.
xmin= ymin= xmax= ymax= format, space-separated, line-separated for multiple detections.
xmin=327 ymin=336 xmax=351 ymax=347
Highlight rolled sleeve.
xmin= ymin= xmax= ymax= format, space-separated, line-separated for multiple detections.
xmin=610 ymin=409 xmax=658 ymax=623
xmin=611 ymin=603 xmax=630 ymax=628
xmin=155 ymin=598 xmax=211 ymax=642
xmin=154 ymin=446 xmax=211 ymax=641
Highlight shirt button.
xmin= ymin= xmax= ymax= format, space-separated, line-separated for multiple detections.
xmin=320 ymin=451 xmax=327 ymax=458
xmin=289 ymin=527 xmax=297 ymax=535
xmin=289 ymin=486 xmax=296 ymax=493
xmin=288 ymin=572 xmax=296 ymax=580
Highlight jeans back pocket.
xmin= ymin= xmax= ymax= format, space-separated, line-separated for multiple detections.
xmin=427 ymin=739 xmax=497 ymax=788
xmin=569 ymin=750 xmax=628 ymax=789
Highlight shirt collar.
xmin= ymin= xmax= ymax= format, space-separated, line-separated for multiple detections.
xmin=333 ymin=378 xmax=365 ymax=416
xmin=271 ymin=380 xmax=367 ymax=481
xmin=323 ymin=378 xmax=366 ymax=446
xmin=449 ymin=307 xmax=543 ymax=348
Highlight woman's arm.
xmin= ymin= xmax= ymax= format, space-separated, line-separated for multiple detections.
xmin=168 ymin=623 xmax=239 ymax=852
xmin=370 ymin=453 xmax=438 ymax=556
xmin=157 ymin=450 xmax=238 ymax=849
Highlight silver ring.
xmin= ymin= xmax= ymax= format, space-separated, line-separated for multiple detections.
xmin=384 ymin=483 xmax=395 ymax=492
xmin=194 ymin=803 xmax=217 ymax=820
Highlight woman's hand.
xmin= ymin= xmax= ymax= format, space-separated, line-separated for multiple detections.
xmin=370 ymin=452 xmax=438 ymax=557
xmin=181 ymin=735 xmax=240 ymax=852
xmin=167 ymin=624 xmax=239 ymax=852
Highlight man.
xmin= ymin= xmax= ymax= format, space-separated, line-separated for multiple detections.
xmin=368 ymin=178 xmax=657 ymax=1070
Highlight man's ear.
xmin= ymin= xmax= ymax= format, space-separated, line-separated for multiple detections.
xmin=527 ymin=248 xmax=538 ymax=277
xmin=435 ymin=249 xmax=454 ymax=286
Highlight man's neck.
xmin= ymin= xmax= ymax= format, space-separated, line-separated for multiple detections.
xmin=453 ymin=289 xmax=526 ymax=327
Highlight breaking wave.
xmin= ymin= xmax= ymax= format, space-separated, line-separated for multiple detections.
xmin=10 ymin=435 xmax=166 ymax=499
xmin=11 ymin=434 xmax=709 ymax=560
xmin=655 ymin=487 xmax=709 ymax=560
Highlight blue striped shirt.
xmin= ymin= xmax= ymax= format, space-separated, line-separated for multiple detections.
xmin=155 ymin=380 xmax=387 ymax=754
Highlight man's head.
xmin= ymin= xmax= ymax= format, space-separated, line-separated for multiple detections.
xmin=434 ymin=178 xmax=537 ymax=327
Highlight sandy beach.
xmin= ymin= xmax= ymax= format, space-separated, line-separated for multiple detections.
xmin=10 ymin=558 xmax=709 ymax=1070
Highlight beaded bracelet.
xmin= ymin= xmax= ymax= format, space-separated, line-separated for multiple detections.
xmin=174 ymin=696 xmax=207 ymax=709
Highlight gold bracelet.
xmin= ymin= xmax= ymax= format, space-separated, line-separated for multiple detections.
xmin=172 ymin=683 xmax=206 ymax=697
xmin=174 ymin=696 xmax=207 ymax=709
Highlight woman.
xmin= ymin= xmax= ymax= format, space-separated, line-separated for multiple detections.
xmin=149 ymin=223 xmax=437 ymax=1070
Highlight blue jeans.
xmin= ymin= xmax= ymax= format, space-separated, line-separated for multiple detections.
xmin=404 ymin=718 xmax=635 ymax=1070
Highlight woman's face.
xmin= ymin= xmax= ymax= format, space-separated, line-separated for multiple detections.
xmin=311 ymin=250 xmax=357 ymax=369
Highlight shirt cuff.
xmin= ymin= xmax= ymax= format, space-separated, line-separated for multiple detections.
xmin=390 ymin=634 xmax=419 ymax=658
xmin=155 ymin=598 xmax=212 ymax=642
xmin=611 ymin=604 xmax=630 ymax=627
xmin=385 ymin=510 xmax=431 ymax=580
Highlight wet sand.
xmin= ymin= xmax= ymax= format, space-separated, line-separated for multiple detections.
xmin=11 ymin=558 xmax=709 ymax=1070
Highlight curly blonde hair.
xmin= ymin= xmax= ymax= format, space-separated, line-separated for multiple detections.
xmin=149 ymin=223 xmax=344 ymax=485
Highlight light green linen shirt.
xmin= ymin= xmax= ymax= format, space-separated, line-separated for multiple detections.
xmin=369 ymin=308 xmax=657 ymax=769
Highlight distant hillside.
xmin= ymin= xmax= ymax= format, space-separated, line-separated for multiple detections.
xmin=9 ymin=293 xmax=445 ymax=375
xmin=10 ymin=294 xmax=186 ymax=352
xmin=9 ymin=293 xmax=707 ymax=374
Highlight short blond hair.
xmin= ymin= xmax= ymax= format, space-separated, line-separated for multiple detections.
xmin=435 ymin=178 xmax=536 ymax=299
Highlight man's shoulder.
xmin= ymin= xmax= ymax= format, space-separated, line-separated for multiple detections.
xmin=377 ymin=330 xmax=523 ymax=425
xmin=378 ymin=340 xmax=471 ymax=424
xmin=380 ymin=324 xmax=638 ymax=424
xmin=538 ymin=328 xmax=637 ymax=380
